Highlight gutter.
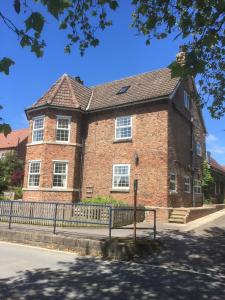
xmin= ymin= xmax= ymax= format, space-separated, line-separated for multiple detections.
xmin=25 ymin=95 xmax=170 ymax=118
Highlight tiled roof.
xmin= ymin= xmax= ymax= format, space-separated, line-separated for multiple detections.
xmin=30 ymin=74 xmax=92 ymax=110
xmin=209 ymin=156 xmax=225 ymax=174
xmin=28 ymin=68 xmax=180 ymax=112
xmin=89 ymin=68 xmax=179 ymax=111
xmin=0 ymin=128 xmax=29 ymax=149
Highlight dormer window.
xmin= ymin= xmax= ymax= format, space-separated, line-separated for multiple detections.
xmin=184 ymin=90 xmax=190 ymax=111
xmin=56 ymin=115 xmax=71 ymax=142
xmin=117 ymin=86 xmax=130 ymax=95
xmin=32 ymin=116 xmax=44 ymax=143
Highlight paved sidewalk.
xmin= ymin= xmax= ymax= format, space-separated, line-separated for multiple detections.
xmin=1 ymin=208 xmax=225 ymax=240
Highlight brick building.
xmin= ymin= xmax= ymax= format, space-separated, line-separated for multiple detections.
xmin=207 ymin=153 xmax=225 ymax=203
xmin=0 ymin=128 xmax=29 ymax=160
xmin=23 ymin=68 xmax=206 ymax=207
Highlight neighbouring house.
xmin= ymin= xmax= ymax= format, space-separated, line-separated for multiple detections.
xmin=22 ymin=68 xmax=206 ymax=208
xmin=0 ymin=128 xmax=29 ymax=160
xmin=207 ymin=153 xmax=225 ymax=203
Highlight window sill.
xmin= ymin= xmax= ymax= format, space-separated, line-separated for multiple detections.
xmin=25 ymin=187 xmax=39 ymax=190
xmin=110 ymin=188 xmax=130 ymax=193
xmin=169 ymin=191 xmax=178 ymax=195
xmin=23 ymin=188 xmax=79 ymax=192
xmin=113 ymin=138 xmax=132 ymax=144
xmin=28 ymin=142 xmax=44 ymax=145
xmin=55 ymin=141 xmax=70 ymax=144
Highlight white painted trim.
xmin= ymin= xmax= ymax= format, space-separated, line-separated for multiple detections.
xmin=23 ymin=188 xmax=80 ymax=192
xmin=52 ymin=160 xmax=69 ymax=162
xmin=56 ymin=115 xmax=71 ymax=143
xmin=86 ymin=90 xmax=93 ymax=111
xmin=115 ymin=115 xmax=132 ymax=141
xmin=32 ymin=115 xmax=45 ymax=143
xmin=52 ymin=161 xmax=68 ymax=189
xmin=184 ymin=175 xmax=191 ymax=194
xmin=193 ymin=179 xmax=202 ymax=195
xmin=27 ymin=142 xmax=82 ymax=147
xmin=169 ymin=172 xmax=177 ymax=193
xmin=28 ymin=161 xmax=41 ymax=188
xmin=169 ymin=80 xmax=181 ymax=100
xmin=112 ymin=164 xmax=131 ymax=190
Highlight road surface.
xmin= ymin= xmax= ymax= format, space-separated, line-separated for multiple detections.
xmin=0 ymin=213 xmax=225 ymax=299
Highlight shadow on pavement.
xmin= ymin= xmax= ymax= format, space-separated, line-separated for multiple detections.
xmin=1 ymin=226 xmax=225 ymax=300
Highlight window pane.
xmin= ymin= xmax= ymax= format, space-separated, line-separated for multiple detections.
xmin=113 ymin=176 xmax=129 ymax=187
xmin=33 ymin=130 xmax=43 ymax=142
xmin=56 ymin=129 xmax=69 ymax=141
xmin=117 ymin=116 xmax=131 ymax=127
xmin=58 ymin=118 xmax=69 ymax=129
xmin=53 ymin=175 xmax=67 ymax=187
xmin=114 ymin=165 xmax=128 ymax=175
xmin=113 ymin=165 xmax=130 ymax=188
xmin=54 ymin=162 xmax=67 ymax=174
xmin=30 ymin=162 xmax=40 ymax=174
xmin=53 ymin=162 xmax=67 ymax=188
xmin=116 ymin=127 xmax=131 ymax=139
xmin=29 ymin=174 xmax=40 ymax=186
xmin=34 ymin=118 xmax=44 ymax=129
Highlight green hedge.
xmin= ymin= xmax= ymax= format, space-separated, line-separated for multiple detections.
xmin=81 ymin=196 xmax=128 ymax=206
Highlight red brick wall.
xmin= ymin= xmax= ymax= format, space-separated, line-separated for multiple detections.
xmin=168 ymin=79 xmax=205 ymax=207
xmin=81 ymin=102 xmax=169 ymax=207
xmin=23 ymin=108 xmax=82 ymax=202
xmin=23 ymin=80 xmax=206 ymax=208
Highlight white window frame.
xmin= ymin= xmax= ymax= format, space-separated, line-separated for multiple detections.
xmin=194 ymin=180 xmax=202 ymax=194
xmin=56 ymin=115 xmax=71 ymax=143
xmin=32 ymin=115 xmax=44 ymax=143
xmin=52 ymin=160 xmax=68 ymax=189
xmin=184 ymin=176 xmax=191 ymax=193
xmin=169 ymin=172 xmax=177 ymax=193
xmin=28 ymin=160 xmax=41 ymax=188
xmin=184 ymin=90 xmax=190 ymax=111
xmin=196 ymin=142 xmax=202 ymax=156
xmin=115 ymin=116 xmax=132 ymax=141
xmin=214 ymin=181 xmax=220 ymax=195
xmin=112 ymin=164 xmax=130 ymax=190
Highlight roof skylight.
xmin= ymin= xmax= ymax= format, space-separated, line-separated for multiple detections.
xmin=117 ymin=85 xmax=130 ymax=95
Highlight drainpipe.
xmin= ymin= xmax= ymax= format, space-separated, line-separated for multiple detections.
xmin=78 ymin=134 xmax=85 ymax=201
xmin=191 ymin=117 xmax=195 ymax=207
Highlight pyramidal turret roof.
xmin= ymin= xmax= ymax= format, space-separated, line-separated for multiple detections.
xmin=30 ymin=74 xmax=92 ymax=110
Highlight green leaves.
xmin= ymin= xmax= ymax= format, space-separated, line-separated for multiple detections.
xmin=14 ymin=0 xmax=21 ymax=14
xmin=0 ymin=58 xmax=15 ymax=75
xmin=131 ymin=0 xmax=225 ymax=118
xmin=44 ymin=0 xmax=72 ymax=19
xmin=25 ymin=12 xmax=45 ymax=33
xmin=0 ymin=124 xmax=11 ymax=136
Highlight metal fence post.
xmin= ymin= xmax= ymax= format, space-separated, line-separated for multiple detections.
xmin=53 ymin=203 xmax=58 ymax=234
xmin=109 ymin=206 xmax=112 ymax=241
xmin=8 ymin=201 xmax=13 ymax=230
xmin=153 ymin=210 xmax=156 ymax=240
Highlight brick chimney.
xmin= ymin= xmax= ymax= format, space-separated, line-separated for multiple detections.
xmin=74 ymin=76 xmax=84 ymax=85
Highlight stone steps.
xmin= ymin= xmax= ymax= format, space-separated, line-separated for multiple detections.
xmin=168 ymin=209 xmax=189 ymax=224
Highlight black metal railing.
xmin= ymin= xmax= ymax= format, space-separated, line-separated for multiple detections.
xmin=0 ymin=200 xmax=156 ymax=240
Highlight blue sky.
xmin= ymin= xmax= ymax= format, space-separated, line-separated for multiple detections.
xmin=0 ymin=1 xmax=224 ymax=165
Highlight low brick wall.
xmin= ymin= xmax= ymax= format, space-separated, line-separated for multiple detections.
xmin=0 ymin=227 xmax=158 ymax=259
xmin=0 ymin=227 xmax=103 ymax=256
xmin=144 ymin=206 xmax=173 ymax=223
xmin=145 ymin=204 xmax=225 ymax=223
xmin=187 ymin=204 xmax=225 ymax=223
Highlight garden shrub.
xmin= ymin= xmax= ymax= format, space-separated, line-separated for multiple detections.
xmin=81 ymin=196 xmax=128 ymax=206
